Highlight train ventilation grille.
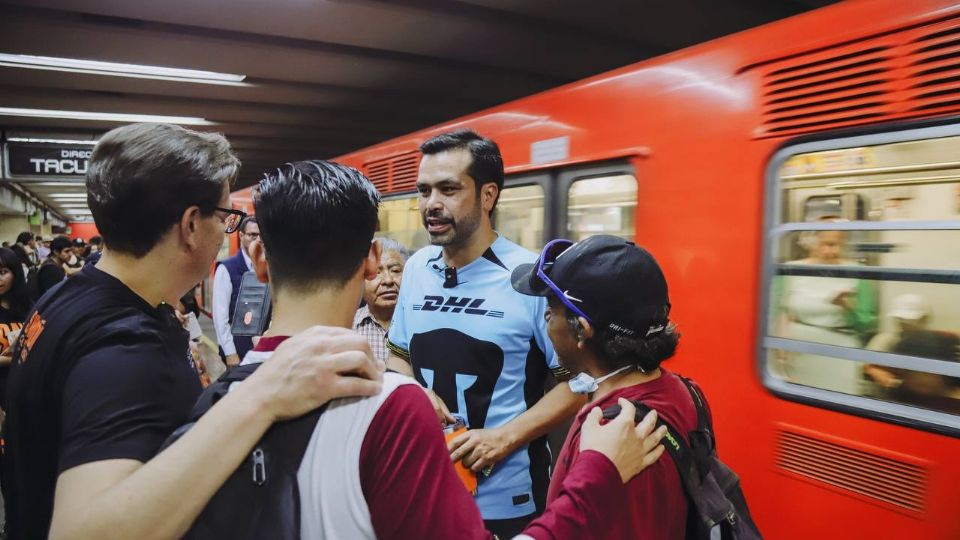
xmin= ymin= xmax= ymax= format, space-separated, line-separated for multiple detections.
xmin=756 ymin=15 xmax=960 ymax=137
xmin=363 ymin=152 xmax=420 ymax=194
xmin=775 ymin=430 xmax=927 ymax=513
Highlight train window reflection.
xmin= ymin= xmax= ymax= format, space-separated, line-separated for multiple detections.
xmin=767 ymin=349 xmax=960 ymax=416
xmin=766 ymin=133 xmax=960 ymax=420
xmin=377 ymin=197 xmax=428 ymax=251
xmin=495 ymin=184 xmax=544 ymax=251
xmin=567 ymin=174 xmax=637 ymax=242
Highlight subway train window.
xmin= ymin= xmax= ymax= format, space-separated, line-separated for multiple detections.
xmin=764 ymin=131 xmax=960 ymax=425
xmin=494 ymin=184 xmax=545 ymax=251
xmin=566 ymin=174 xmax=637 ymax=242
xmin=377 ymin=196 xmax=429 ymax=251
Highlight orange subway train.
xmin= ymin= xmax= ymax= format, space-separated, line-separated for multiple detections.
xmin=231 ymin=1 xmax=960 ymax=537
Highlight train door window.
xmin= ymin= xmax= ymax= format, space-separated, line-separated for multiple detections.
xmin=494 ymin=184 xmax=545 ymax=251
xmin=377 ymin=196 xmax=429 ymax=251
xmin=566 ymin=174 xmax=637 ymax=242
xmin=762 ymin=127 xmax=960 ymax=432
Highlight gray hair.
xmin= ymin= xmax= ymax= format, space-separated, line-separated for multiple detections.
xmin=376 ymin=237 xmax=411 ymax=261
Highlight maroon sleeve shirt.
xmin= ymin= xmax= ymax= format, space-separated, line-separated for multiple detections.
xmin=358 ymin=385 xmax=636 ymax=540
xmin=359 ymin=385 xmax=491 ymax=540
xmin=545 ymin=370 xmax=698 ymax=540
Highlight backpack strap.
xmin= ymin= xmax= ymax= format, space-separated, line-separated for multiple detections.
xmin=676 ymin=376 xmax=717 ymax=468
xmin=599 ymin=400 xmax=702 ymax=491
xmin=189 ymin=363 xmax=260 ymax=422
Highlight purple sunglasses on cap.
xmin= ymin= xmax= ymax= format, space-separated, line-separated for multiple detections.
xmin=536 ymin=238 xmax=593 ymax=324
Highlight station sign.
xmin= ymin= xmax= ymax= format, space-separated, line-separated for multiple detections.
xmin=4 ymin=143 xmax=93 ymax=178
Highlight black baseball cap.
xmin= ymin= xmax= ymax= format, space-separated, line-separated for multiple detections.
xmin=511 ymin=235 xmax=670 ymax=338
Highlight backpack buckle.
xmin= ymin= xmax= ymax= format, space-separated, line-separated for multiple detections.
xmin=252 ymin=447 xmax=266 ymax=486
xmin=726 ymin=510 xmax=737 ymax=526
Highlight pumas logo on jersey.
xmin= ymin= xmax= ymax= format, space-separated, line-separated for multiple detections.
xmin=412 ymin=295 xmax=504 ymax=318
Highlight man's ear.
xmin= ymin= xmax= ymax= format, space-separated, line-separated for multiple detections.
xmin=179 ymin=206 xmax=203 ymax=251
xmin=481 ymin=183 xmax=499 ymax=213
xmin=363 ymin=239 xmax=382 ymax=280
xmin=576 ymin=316 xmax=594 ymax=349
xmin=250 ymin=239 xmax=270 ymax=284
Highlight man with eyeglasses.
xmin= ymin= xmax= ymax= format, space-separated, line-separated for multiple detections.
xmin=3 ymin=123 xmax=384 ymax=540
xmin=214 ymin=215 xmax=261 ymax=366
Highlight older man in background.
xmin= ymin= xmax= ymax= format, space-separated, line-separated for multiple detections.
xmin=354 ymin=237 xmax=410 ymax=364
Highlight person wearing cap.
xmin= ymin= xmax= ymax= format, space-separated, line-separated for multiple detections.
xmin=865 ymin=294 xmax=960 ymax=412
xmin=866 ymin=293 xmax=930 ymax=355
xmin=386 ymin=129 xmax=585 ymax=538
xmin=64 ymin=238 xmax=85 ymax=276
xmin=512 ymin=235 xmax=701 ymax=539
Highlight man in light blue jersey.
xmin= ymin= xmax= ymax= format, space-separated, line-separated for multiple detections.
xmin=386 ymin=129 xmax=585 ymax=539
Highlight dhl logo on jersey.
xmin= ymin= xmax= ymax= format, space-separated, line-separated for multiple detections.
xmin=412 ymin=295 xmax=505 ymax=318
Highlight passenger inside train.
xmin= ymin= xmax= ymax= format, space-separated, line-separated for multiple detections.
xmin=768 ymin=137 xmax=960 ymax=416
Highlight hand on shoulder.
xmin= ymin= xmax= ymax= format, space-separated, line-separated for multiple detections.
xmin=240 ymin=326 xmax=386 ymax=421
xmin=579 ymin=398 xmax=668 ymax=483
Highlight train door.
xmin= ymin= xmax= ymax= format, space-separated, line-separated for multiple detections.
xmin=556 ymin=162 xmax=638 ymax=242
xmin=493 ymin=173 xmax=550 ymax=250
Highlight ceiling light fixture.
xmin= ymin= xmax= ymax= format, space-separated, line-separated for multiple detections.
xmin=6 ymin=137 xmax=98 ymax=145
xmin=0 ymin=107 xmax=212 ymax=125
xmin=21 ymin=182 xmax=83 ymax=187
xmin=0 ymin=54 xmax=248 ymax=86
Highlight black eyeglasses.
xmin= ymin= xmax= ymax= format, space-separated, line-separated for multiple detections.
xmin=215 ymin=207 xmax=247 ymax=234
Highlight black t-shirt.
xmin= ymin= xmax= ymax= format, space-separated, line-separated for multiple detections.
xmin=36 ymin=258 xmax=65 ymax=298
xmin=3 ymin=265 xmax=201 ymax=540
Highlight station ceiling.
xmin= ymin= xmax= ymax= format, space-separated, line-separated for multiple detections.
xmin=0 ymin=0 xmax=837 ymax=219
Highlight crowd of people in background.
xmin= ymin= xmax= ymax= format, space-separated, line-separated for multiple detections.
xmin=1 ymin=232 xmax=103 ymax=302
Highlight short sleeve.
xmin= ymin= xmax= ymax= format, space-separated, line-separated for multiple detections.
xmin=59 ymin=334 xmax=201 ymax=472
xmin=531 ymin=296 xmax=566 ymax=380
xmin=359 ymin=386 xmax=489 ymax=540
xmin=386 ymin=277 xmax=411 ymax=360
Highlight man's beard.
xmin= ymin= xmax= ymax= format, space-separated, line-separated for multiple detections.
xmin=424 ymin=203 xmax=482 ymax=248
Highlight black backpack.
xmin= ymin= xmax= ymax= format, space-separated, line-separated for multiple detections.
xmin=161 ymin=363 xmax=327 ymax=540
xmin=602 ymin=376 xmax=763 ymax=540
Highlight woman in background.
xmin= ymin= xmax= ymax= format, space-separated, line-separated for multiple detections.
xmin=0 ymin=246 xmax=33 ymax=407
xmin=775 ymin=221 xmax=878 ymax=395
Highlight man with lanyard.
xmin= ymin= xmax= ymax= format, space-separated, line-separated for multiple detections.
xmin=386 ymin=129 xmax=584 ymax=538
xmin=214 ymin=216 xmax=260 ymax=367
